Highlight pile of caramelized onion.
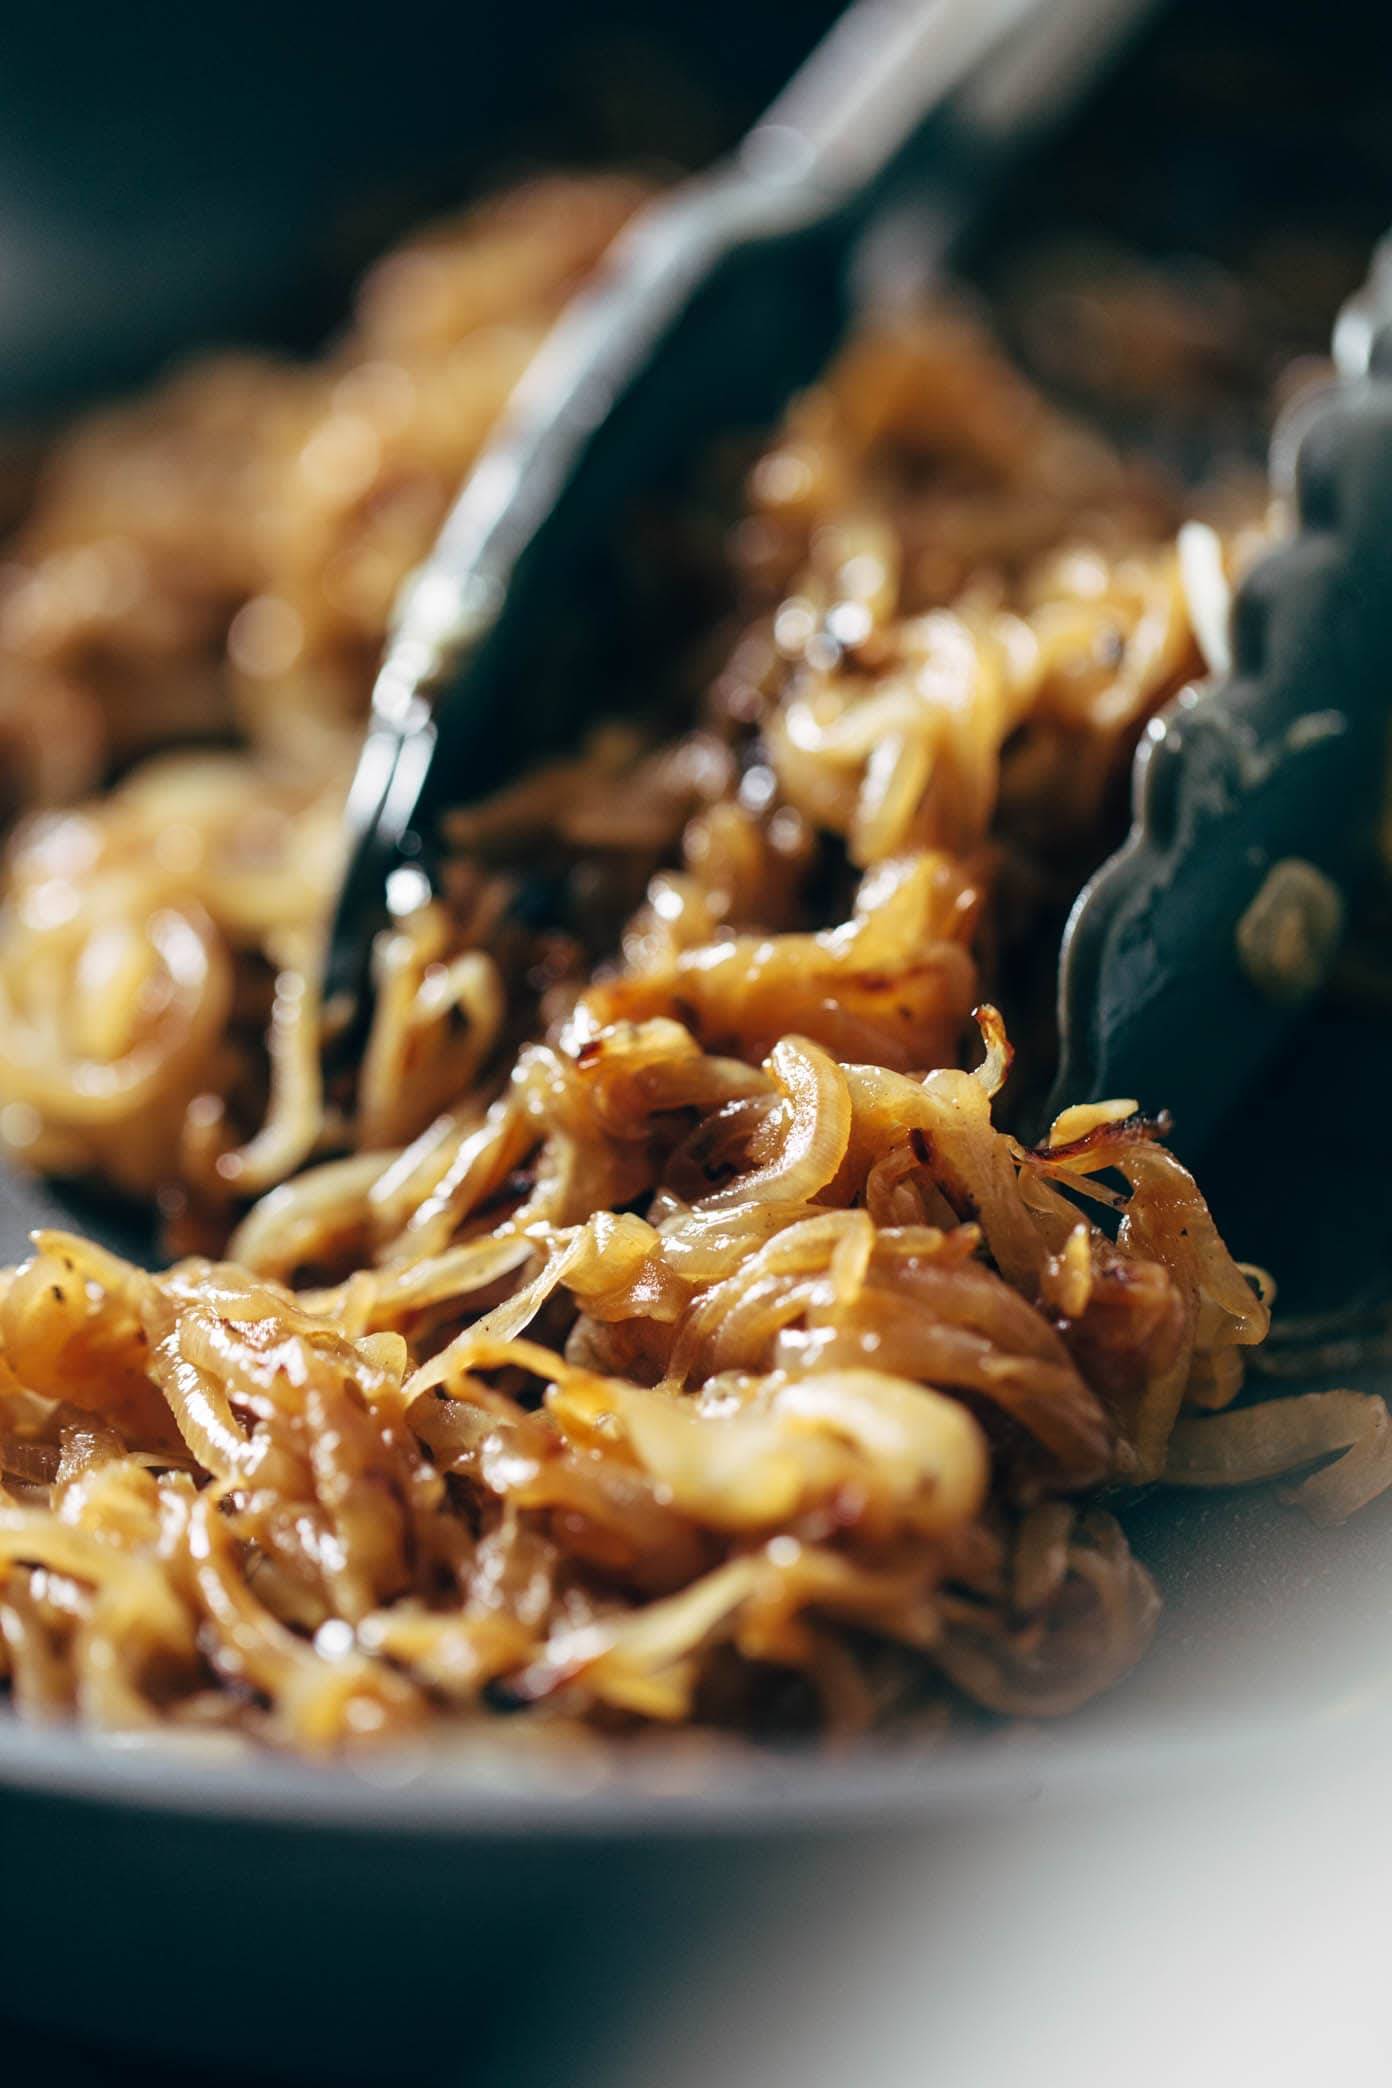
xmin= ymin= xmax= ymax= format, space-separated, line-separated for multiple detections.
xmin=0 ymin=178 xmax=1384 ymax=1751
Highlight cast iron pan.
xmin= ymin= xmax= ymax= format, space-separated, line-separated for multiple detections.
xmin=2 ymin=2 xmax=1392 ymax=2076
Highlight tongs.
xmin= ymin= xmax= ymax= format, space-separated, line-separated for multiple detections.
xmin=323 ymin=0 xmax=1392 ymax=1157
xmin=323 ymin=0 xmax=1158 ymax=1042
xmin=1053 ymin=254 xmax=1392 ymax=1149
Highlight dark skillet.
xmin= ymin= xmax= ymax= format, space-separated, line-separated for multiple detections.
xmin=2 ymin=1 xmax=1392 ymax=2074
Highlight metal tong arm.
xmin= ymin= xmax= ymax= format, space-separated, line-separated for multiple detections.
xmin=1049 ymin=242 xmax=1392 ymax=1151
xmin=324 ymin=0 xmax=1154 ymax=1038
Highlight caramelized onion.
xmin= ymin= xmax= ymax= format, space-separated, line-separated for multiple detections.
xmin=0 ymin=184 xmax=1365 ymax=1754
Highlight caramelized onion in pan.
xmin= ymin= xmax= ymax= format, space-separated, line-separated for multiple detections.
xmin=0 ymin=178 xmax=1376 ymax=1752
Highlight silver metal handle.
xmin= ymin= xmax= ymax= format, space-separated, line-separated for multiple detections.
xmin=749 ymin=0 xmax=1157 ymax=198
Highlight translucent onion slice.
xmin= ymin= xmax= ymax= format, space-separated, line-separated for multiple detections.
xmin=1165 ymin=1390 xmax=1392 ymax=1526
